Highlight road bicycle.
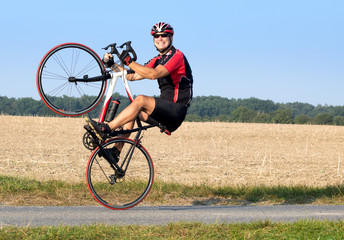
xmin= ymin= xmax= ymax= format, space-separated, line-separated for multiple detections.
xmin=36 ymin=42 xmax=170 ymax=210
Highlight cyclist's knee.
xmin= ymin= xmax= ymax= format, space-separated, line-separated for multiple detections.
xmin=134 ymin=95 xmax=145 ymax=102
xmin=133 ymin=95 xmax=153 ymax=107
xmin=132 ymin=95 xmax=155 ymax=115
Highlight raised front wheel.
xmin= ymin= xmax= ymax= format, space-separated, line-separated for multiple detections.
xmin=36 ymin=43 xmax=107 ymax=116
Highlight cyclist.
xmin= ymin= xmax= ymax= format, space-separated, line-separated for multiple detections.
xmin=85 ymin=22 xmax=193 ymax=158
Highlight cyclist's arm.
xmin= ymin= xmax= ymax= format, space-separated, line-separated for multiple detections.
xmin=109 ymin=63 xmax=141 ymax=81
xmin=106 ymin=53 xmax=168 ymax=79
xmin=127 ymin=72 xmax=144 ymax=81
xmin=110 ymin=63 xmax=125 ymax=72
xmin=110 ymin=61 xmax=169 ymax=81
xmin=128 ymin=61 xmax=169 ymax=80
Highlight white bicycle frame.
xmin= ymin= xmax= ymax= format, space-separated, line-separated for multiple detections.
xmin=98 ymin=70 xmax=134 ymax=123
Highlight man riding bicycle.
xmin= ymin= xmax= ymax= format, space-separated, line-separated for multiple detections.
xmin=85 ymin=22 xmax=193 ymax=159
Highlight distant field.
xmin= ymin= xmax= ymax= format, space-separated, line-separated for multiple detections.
xmin=1 ymin=115 xmax=344 ymax=187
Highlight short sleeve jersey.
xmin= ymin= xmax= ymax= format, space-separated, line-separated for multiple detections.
xmin=145 ymin=46 xmax=193 ymax=106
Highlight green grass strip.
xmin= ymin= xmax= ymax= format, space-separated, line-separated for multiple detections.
xmin=1 ymin=175 xmax=344 ymax=205
xmin=0 ymin=220 xmax=344 ymax=239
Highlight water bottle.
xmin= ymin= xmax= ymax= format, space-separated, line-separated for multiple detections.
xmin=105 ymin=98 xmax=120 ymax=122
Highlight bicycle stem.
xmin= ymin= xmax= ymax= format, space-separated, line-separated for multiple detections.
xmin=68 ymin=73 xmax=111 ymax=83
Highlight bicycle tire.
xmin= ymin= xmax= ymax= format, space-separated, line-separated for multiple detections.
xmin=36 ymin=43 xmax=107 ymax=117
xmin=86 ymin=138 xmax=154 ymax=210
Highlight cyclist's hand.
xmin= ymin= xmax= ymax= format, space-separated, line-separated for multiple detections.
xmin=102 ymin=53 xmax=115 ymax=68
xmin=119 ymin=51 xmax=133 ymax=66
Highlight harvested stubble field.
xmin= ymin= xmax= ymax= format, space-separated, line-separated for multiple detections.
xmin=1 ymin=115 xmax=344 ymax=187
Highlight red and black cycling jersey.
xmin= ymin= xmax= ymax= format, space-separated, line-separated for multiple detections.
xmin=145 ymin=46 xmax=193 ymax=106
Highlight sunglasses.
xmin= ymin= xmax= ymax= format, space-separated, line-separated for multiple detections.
xmin=153 ymin=33 xmax=170 ymax=38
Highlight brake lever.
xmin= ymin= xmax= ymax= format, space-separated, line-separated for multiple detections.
xmin=118 ymin=41 xmax=137 ymax=61
xmin=102 ymin=43 xmax=119 ymax=55
xmin=118 ymin=41 xmax=131 ymax=49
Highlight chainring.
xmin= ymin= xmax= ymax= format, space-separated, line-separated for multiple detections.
xmin=82 ymin=131 xmax=98 ymax=150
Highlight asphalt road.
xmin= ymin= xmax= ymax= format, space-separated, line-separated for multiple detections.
xmin=1 ymin=205 xmax=344 ymax=227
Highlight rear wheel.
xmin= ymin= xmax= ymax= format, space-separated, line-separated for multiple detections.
xmin=86 ymin=138 xmax=154 ymax=210
xmin=36 ymin=43 xmax=107 ymax=116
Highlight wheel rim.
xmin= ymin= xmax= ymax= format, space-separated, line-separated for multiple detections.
xmin=37 ymin=43 xmax=106 ymax=116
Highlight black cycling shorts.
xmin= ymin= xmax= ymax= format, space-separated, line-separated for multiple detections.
xmin=147 ymin=98 xmax=187 ymax=132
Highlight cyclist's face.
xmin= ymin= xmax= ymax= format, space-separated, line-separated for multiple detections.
xmin=153 ymin=34 xmax=172 ymax=52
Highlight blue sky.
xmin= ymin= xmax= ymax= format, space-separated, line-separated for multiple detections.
xmin=1 ymin=0 xmax=343 ymax=106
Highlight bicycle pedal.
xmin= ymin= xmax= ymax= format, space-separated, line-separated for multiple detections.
xmin=84 ymin=116 xmax=105 ymax=141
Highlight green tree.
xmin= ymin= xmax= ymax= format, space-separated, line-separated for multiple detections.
xmin=216 ymin=114 xmax=231 ymax=122
xmin=281 ymin=102 xmax=315 ymax=116
xmin=185 ymin=114 xmax=203 ymax=122
xmin=333 ymin=116 xmax=344 ymax=126
xmin=333 ymin=106 xmax=344 ymax=116
xmin=314 ymin=113 xmax=333 ymax=125
xmin=231 ymin=106 xmax=257 ymax=123
xmin=294 ymin=114 xmax=312 ymax=125
xmin=271 ymin=109 xmax=293 ymax=124
xmin=235 ymin=97 xmax=277 ymax=113
xmin=253 ymin=112 xmax=271 ymax=123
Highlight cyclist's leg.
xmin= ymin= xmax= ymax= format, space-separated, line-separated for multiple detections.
xmin=113 ymin=111 xmax=150 ymax=152
xmin=107 ymin=95 xmax=155 ymax=131
xmin=85 ymin=95 xmax=155 ymax=141
xmin=120 ymin=111 xmax=149 ymax=135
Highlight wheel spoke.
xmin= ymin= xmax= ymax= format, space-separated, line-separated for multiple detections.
xmin=52 ymin=51 xmax=72 ymax=77
xmin=75 ymin=59 xmax=100 ymax=78
xmin=42 ymin=70 xmax=68 ymax=80
xmin=94 ymin=158 xmax=113 ymax=184
xmin=46 ymin=82 xmax=69 ymax=96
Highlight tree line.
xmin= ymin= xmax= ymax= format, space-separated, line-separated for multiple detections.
xmin=1 ymin=95 xmax=344 ymax=125
xmin=186 ymin=96 xmax=344 ymax=125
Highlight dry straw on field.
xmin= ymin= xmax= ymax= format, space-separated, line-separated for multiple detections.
xmin=1 ymin=115 xmax=344 ymax=187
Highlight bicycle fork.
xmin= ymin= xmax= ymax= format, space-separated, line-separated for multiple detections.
xmin=111 ymin=128 xmax=144 ymax=177
xmin=102 ymin=137 xmax=141 ymax=185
